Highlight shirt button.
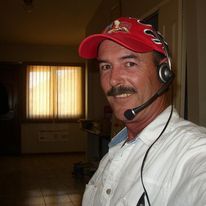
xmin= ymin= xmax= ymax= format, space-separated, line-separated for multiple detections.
xmin=106 ymin=188 xmax=111 ymax=195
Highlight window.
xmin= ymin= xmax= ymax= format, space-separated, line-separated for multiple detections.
xmin=26 ymin=65 xmax=84 ymax=120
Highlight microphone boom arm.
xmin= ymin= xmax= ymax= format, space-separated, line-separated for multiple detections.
xmin=124 ymin=81 xmax=171 ymax=120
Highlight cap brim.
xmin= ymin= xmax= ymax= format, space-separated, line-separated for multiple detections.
xmin=78 ymin=33 xmax=154 ymax=59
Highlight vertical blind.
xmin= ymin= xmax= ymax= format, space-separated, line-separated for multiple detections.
xmin=26 ymin=65 xmax=83 ymax=119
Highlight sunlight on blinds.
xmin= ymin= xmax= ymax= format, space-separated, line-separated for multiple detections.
xmin=26 ymin=65 xmax=83 ymax=119
xmin=57 ymin=66 xmax=82 ymax=118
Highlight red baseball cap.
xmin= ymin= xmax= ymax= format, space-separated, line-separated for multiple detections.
xmin=79 ymin=17 xmax=167 ymax=59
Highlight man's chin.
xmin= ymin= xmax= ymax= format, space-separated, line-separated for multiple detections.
xmin=112 ymin=110 xmax=126 ymax=121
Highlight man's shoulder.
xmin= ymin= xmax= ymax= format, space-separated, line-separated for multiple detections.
xmin=171 ymin=115 xmax=206 ymax=139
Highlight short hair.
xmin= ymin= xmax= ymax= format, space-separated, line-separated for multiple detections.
xmin=152 ymin=51 xmax=166 ymax=67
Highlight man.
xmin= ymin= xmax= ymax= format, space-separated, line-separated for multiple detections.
xmin=78 ymin=17 xmax=206 ymax=206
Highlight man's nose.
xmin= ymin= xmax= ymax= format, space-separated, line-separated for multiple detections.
xmin=109 ymin=66 xmax=124 ymax=87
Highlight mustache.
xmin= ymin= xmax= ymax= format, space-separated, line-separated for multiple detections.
xmin=107 ymin=86 xmax=137 ymax=96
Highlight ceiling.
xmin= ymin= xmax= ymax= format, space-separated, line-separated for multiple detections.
xmin=0 ymin=0 xmax=103 ymax=46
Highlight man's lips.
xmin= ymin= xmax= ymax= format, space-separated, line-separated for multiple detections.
xmin=114 ymin=93 xmax=133 ymax=98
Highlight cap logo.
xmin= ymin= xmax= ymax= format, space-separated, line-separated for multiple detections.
xmin=104 ymin=20 xmax=129 ymax=34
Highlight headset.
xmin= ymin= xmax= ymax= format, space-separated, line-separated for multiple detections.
xmin=155 ymin=30 xmax=174 ymax=84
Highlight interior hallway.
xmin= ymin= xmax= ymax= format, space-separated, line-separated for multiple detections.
xmin=0 ymin=153 xmax=87 ymax=206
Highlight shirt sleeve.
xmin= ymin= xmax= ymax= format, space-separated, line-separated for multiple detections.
xmin=167 ymin=144 xmax=206 ymax=206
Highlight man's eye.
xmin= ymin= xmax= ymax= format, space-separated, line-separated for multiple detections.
xmin=125 ymin=62 xmax=136 ymax=67
xmin=99 ymin=64 xmax=111 ymax=71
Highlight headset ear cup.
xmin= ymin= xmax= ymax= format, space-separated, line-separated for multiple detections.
xmin=158 ymin=62 xmax=174 ymax=83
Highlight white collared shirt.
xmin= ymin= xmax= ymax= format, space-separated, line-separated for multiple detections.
xmin=82 ymin=106 xmax=206 ymax=206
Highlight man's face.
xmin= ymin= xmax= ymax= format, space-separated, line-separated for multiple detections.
xmin=97 ymin=40 xmax=162 ymax=122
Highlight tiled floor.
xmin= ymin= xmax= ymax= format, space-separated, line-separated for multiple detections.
xmin=0 ymin=153 xmax=88 ymax=206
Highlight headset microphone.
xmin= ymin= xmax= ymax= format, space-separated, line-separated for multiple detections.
xmin=124 ymin=78 xmax=173 ymax=120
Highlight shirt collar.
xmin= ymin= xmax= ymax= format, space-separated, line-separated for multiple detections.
xmin=109 ymin=105 xmax=177 ymax=148
xmin=109 ymin=127 xmax=128 ymax=148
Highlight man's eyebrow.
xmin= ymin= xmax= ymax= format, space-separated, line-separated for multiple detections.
xmin=97 ymin=59 xmax=107 ymax=64
xmin=120 ymin=54 xmax=138 ymax=60
xmin=97 ymin=54 xmax=138 ymax=63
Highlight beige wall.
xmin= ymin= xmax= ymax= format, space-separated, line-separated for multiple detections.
xmin=0 ymin=44 xmax=83 ymax=63
xmin=197 ymin=0 xmax=206 ymax=126
xmin=185 ymin=0 xmax=206 ymax=126
xmin=121 ymin=0 xmax=162 ymax=17
xmin=21 ymin=123 xmax=86 ymax=153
